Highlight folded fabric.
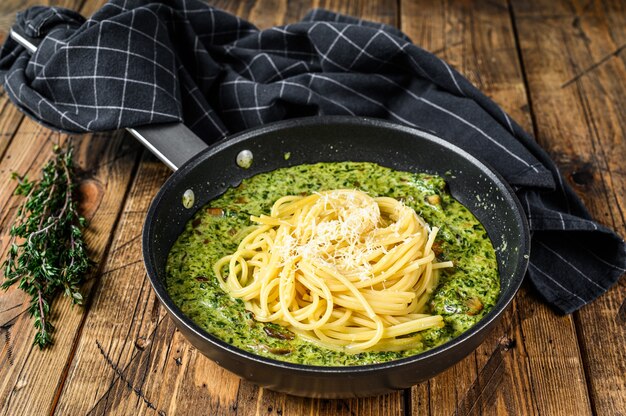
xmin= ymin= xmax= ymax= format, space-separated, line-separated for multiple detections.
xmin=1 ymin=0 xmax=624 ymax=313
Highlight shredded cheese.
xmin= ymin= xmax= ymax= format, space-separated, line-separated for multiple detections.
xmin=214 ymin=188 xmax=453 ymax=353
xmin=274 ymin=190 xmax=425 ymax=281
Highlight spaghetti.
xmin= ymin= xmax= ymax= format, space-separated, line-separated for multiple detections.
xmin=213 ymin=189 xmax=453 ymax=352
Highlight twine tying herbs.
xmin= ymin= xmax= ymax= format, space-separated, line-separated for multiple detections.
xmin=1 ymin=142 xmax=91 ymax=348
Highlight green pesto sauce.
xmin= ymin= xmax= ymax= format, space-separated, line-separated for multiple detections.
xmin=166 ymin=162 xmax=499 ymax=366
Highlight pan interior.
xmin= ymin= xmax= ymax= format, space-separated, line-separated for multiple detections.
xmin=144 ymin=117 xmax=528 ymax=366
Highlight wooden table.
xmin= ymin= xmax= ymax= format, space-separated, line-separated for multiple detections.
xmin=0 ymin=0 xmax=624 ymax=415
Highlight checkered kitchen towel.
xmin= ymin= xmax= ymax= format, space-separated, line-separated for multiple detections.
xmin=1 ymin=0 xmax=624 ymax=313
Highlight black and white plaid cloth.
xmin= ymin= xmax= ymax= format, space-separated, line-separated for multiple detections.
xmin=1 ymin=0 xmax=624 ymax=314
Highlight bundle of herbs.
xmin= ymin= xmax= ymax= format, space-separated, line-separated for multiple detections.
xmin=1 ymin=143 xmax=91 ymax=348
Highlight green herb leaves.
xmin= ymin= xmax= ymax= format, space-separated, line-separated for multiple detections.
xmin=1 ymin=143 xmax=92 ymax=348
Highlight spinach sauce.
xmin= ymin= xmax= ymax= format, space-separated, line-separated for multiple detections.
xmin=166 ymin=162 xmax=499 ymax=366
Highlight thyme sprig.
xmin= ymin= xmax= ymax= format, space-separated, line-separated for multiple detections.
xmin=1 ymin=143 xmax=92 ymax=348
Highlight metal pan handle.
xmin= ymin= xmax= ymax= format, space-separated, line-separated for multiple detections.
xmin=126 ymin=124 xmax=208 ymax=171
xmin=9 ymin=27 xmax=208 ymax=171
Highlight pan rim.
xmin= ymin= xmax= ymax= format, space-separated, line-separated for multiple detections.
xmin=142 ymin=115 xmax=530 ymax=375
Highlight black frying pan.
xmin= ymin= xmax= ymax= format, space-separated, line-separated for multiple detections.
xmin=11 ymin=30 xmax=530 ymax=399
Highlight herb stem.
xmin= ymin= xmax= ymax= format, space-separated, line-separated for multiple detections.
xmin=1 ymin=142 xmax=92 ymax=348
xmin=38 ymin=289 xmax=46 ymax=339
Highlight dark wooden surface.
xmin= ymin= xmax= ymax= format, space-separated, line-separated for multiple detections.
xmin=0 ymin=0 xmax=624 ymax=415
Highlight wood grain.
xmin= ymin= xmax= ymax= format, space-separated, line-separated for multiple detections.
xmin=512 ymin=0 xmax=626 ymax=414
xmin=53 ymin=152 xmax=246 ymax=415
xmin=401 ymin=1 xmax=597 ymax=414
xmin=51 ymin=1 xmax=405 ymax=415
xmin=401 ymin=1 xmax=537 ymax=414
xmin=0 ymin=0 xmax=624 ymax=414
xmin=0 ymin=2 xmax=141 ymax=415
xmin=0 ymin=123 xmax=141 ymax=416
xmin=0 ymin=90 xmax=25 ymax=160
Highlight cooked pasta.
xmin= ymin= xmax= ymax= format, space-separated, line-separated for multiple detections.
xmin=213 ymin=189 xmax=453 ymax=352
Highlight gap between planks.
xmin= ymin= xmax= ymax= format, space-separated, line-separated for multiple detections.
xmin=48 ymin=146 xmax=145 ymax=416
xmin=509 ymin=0 xmax=595 ymax=411
xmin=0 ymin=0 xmax=138 ymax=413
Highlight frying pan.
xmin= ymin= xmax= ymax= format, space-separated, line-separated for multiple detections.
xmin=11 ymin=29 xmax=530 ymax=398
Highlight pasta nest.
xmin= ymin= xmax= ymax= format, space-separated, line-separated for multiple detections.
xmin=214 ymin=189 xmax=452 ymax=352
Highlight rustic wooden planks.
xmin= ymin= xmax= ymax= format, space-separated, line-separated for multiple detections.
xmin=0 ymin=90 xmax=25 ymax=159
xmin=0 ymin=1 xmax=142 ymax=415
xmin=0 ymin=127 xmax=140 ymax=416
xmin=401 ymin=1 xmax=598 ymax=414
xmin=0 ymin=0 xmax=624 ymax=414
xmin=53 ymin=152 xmax=244 ymax=415
xmin=401 ymin=1 xmax=536 ymax=414
xmin=52 ymin=1 xmax=404 ymax=415
xmin=512 ymin=0 xmax=626 ymax=414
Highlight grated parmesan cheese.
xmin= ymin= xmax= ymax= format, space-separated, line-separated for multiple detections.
xmin=274 ymin=190 xmax=425 ymax=281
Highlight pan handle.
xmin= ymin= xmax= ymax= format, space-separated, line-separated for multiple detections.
xmin=9 ymin=28 xmax=208 ymax=171
xmin=126 ymin=123 xmax=208 ymax=171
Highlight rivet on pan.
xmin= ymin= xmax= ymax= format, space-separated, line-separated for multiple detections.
xmin=236 ymin=149 xmax=253 ymax=169
xmin=182 ymin=189 xmax=195 ymax=209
